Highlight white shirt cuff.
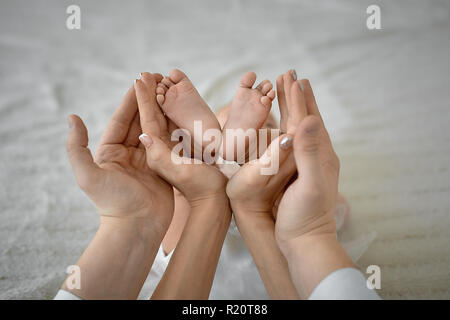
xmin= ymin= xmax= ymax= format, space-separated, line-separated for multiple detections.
xmin=54 ymin=289 xmax=82 ymax=300
xmin=308 ymin=268 xmax=381 ymax=300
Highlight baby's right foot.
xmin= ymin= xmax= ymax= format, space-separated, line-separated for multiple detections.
xmin=221 ymin=72 xmax=276 ymax=162
xmin=156 ymin=69 xmax=221 ymax=159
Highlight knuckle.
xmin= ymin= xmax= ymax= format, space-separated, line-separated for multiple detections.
xmin=302 ymin=137 xmax=320 ymax=154
xmin=303 ymin=187 xmax=324 ymax=203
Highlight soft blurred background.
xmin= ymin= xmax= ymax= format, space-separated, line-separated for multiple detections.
xmin=1 ymin=0 xmax=449 ymax=299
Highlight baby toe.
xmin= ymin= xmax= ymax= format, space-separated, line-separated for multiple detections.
xmin=260 ymin=96 xmax=272 ymax=108
xmin=267 ymin=89 xmax=276 ymax=100
xmin=169 ymin=69 xmax=188 ymax=84
xmin=153 ymin=73 xmax=164 ymax=83
xmin=239 ymin=71 xmax=257 ymax=88
xmin=162 ymin=77 xmax=174 ymax=88
xmin=156 ymin=94 xmax=165 ymax=106
xmin=261 ymin=82 xmax=273 ymax=95
xmin=255 ymin=79 xmax=269 ymax=92
xmin=156 ymin=86 xmax=166 ymax=95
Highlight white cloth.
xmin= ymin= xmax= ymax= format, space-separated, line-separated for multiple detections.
xmin=309 ymin=268 xmax=381 ymax=300
xmin=55 ymin=218 xmax=378 ymax=300
xmin=54 ymin=289 xmax=82 ymax=300
xmin=54 ymin=267 xmax=380 ymax=300
xmin=139 ymin=217 xmax=271 ymax=299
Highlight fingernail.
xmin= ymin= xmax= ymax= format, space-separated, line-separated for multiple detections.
xmin=139 ymin=133 xmax=153 ymax=148
xmin=280 ymin=135 xmax=293 ymax=149
xmin=298 ymin=80 xmax=304 ymax=91
xmin=67 ymin=116 xmax=74 ymax=129
xmin=139 ymin=72 xmax=143 ymax=79
xmin=291 ymin=69 xmax=297 ymax=81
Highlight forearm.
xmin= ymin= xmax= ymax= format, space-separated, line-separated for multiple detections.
xmin=62 ymin=216 xmax=165 ymax=299
xmin=234 ymin=211 xmax=299 ymax=299
xmin=151 ymin=195 xmax=231 ymax=299
xmin=281 ymin=234 xmax=355 ymax=299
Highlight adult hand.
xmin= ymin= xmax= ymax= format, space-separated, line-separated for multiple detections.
xmin=66 ymin=74 xmax=174 ymax=231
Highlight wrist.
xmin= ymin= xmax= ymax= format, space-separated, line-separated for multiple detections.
xmin=231 ymin=200 xmax=273 ymax=218
xmin=278 ymin=233 xmax=355 ymax=275
xmin=188 ymin=191 xmax=228 ymax=210
xmin=278 ymin=233 xmax=338 ymax=259
xmin=99 ymin=215 xmax=167 ymax=240
xmin=63 ymin=216 xmax=164 ymax=299
xmin=279 ymin=233 xmax=355 ymax=298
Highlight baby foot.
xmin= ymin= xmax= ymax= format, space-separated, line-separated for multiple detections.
xmin=156 ymin=69 xmax=221 ymax=159
xmin=221 ymin=72 xmax=276 ymax=162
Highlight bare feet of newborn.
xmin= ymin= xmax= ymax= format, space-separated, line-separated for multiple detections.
xmin=156 ymin=69 xmax=221 ymax=158
xmin=221 ymin=72 xmax=276 ymax=162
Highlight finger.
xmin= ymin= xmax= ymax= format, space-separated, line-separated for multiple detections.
xmin=99 ymin=85 xmax=137 ymax=146
xmin=141 ymin=73 xmax=169 ymax=133
xmin=123 ymin=111 xmax=142 ymax=147
xmin=139 ymin=132 xmax=190 ymax=189
xmin=287 ymin=80 xmax=308 ymax=134
xmin=276 ymin=74 xmax=288 ymax=133
xmin=135 ymin=78 xmax=163 ymax=138
xmin=283 ymin=69 xmax=296 ymax=108
xmin=293 ymin=115 xmax=323 ymax=183
xmin=257 ymin=133 xmax=293 ymax=176
xmin=271 ymin=152 xmax=296 ymax=189
xmin=66 ymin=115 xmax=102 ymax=192
xmin=300 ymin=79 xmax=323 ymax=123
xmin=300 ymin=79 xmax=334 ymax=144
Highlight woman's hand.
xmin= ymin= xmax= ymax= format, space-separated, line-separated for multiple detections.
xmin=226 ymin=70 xmax=304 ymax=219
xmin=66 ymin=75 xmax=174 ymax=231
xmin=274 ymin=78 xmax=354 ymax=299
xmin=135 ymin=72 xmax=230 ymax=299
xmin=135 ymin=73 xmax=227 ymax=205
xmin=224 ymin=70 xmax=307 ymax=299
xmin=275 ymin=78 xmax=340 ymax=248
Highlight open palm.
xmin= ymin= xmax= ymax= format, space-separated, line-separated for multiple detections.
xmin=66 ymin=77 xmax=174 ymax=228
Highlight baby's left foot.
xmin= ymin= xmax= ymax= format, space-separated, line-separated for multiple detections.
xmin=221 ymin=72 xmax=276 ymax=162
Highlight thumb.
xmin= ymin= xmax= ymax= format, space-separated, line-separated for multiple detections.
xmin=293 ymin=115 xmax=323 ymax=183
xmin=139 ymin=132 xmax=186 ymax=187
xmin=258 ymin=133 xmax=294 ymax=176
xmin=66 ymin=115 xmax=101 ymax=191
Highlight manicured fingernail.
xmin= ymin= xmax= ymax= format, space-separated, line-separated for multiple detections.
xmin=280 ymin=135 xmax=293 ymax=149
xmin=291 ymin=69 xmax=297 ymax=81
xmin=67 ymin=116 xmax=74 ymax=129
xmin=298 ymin=80 xmax=304 ymax=91
xmin=139 ymin=133 xmax=153 ymax=148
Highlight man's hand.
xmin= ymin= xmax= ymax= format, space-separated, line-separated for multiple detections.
xmin=62 ymin=74 xmax=175 ymax=299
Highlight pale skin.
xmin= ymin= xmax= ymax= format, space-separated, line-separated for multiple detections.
xmin=62 ymin=68 xmax=354 ymax=300
xmin=135 ymin=73 xmax=231 ymax=299
xmin=63 ymin=73 xmax=174 ymax=299
xmin=225 ymin=70 xmax=306 ymax=300
xmin=160 ymin=70 xmax=278 ymax=254
xmin=274 ymin=75 xmax=356 ymax=299
xmin=160 ymin=70 xmax=351 ymax=299
xmin=156 ymin=69 xmax=275 ymax=161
